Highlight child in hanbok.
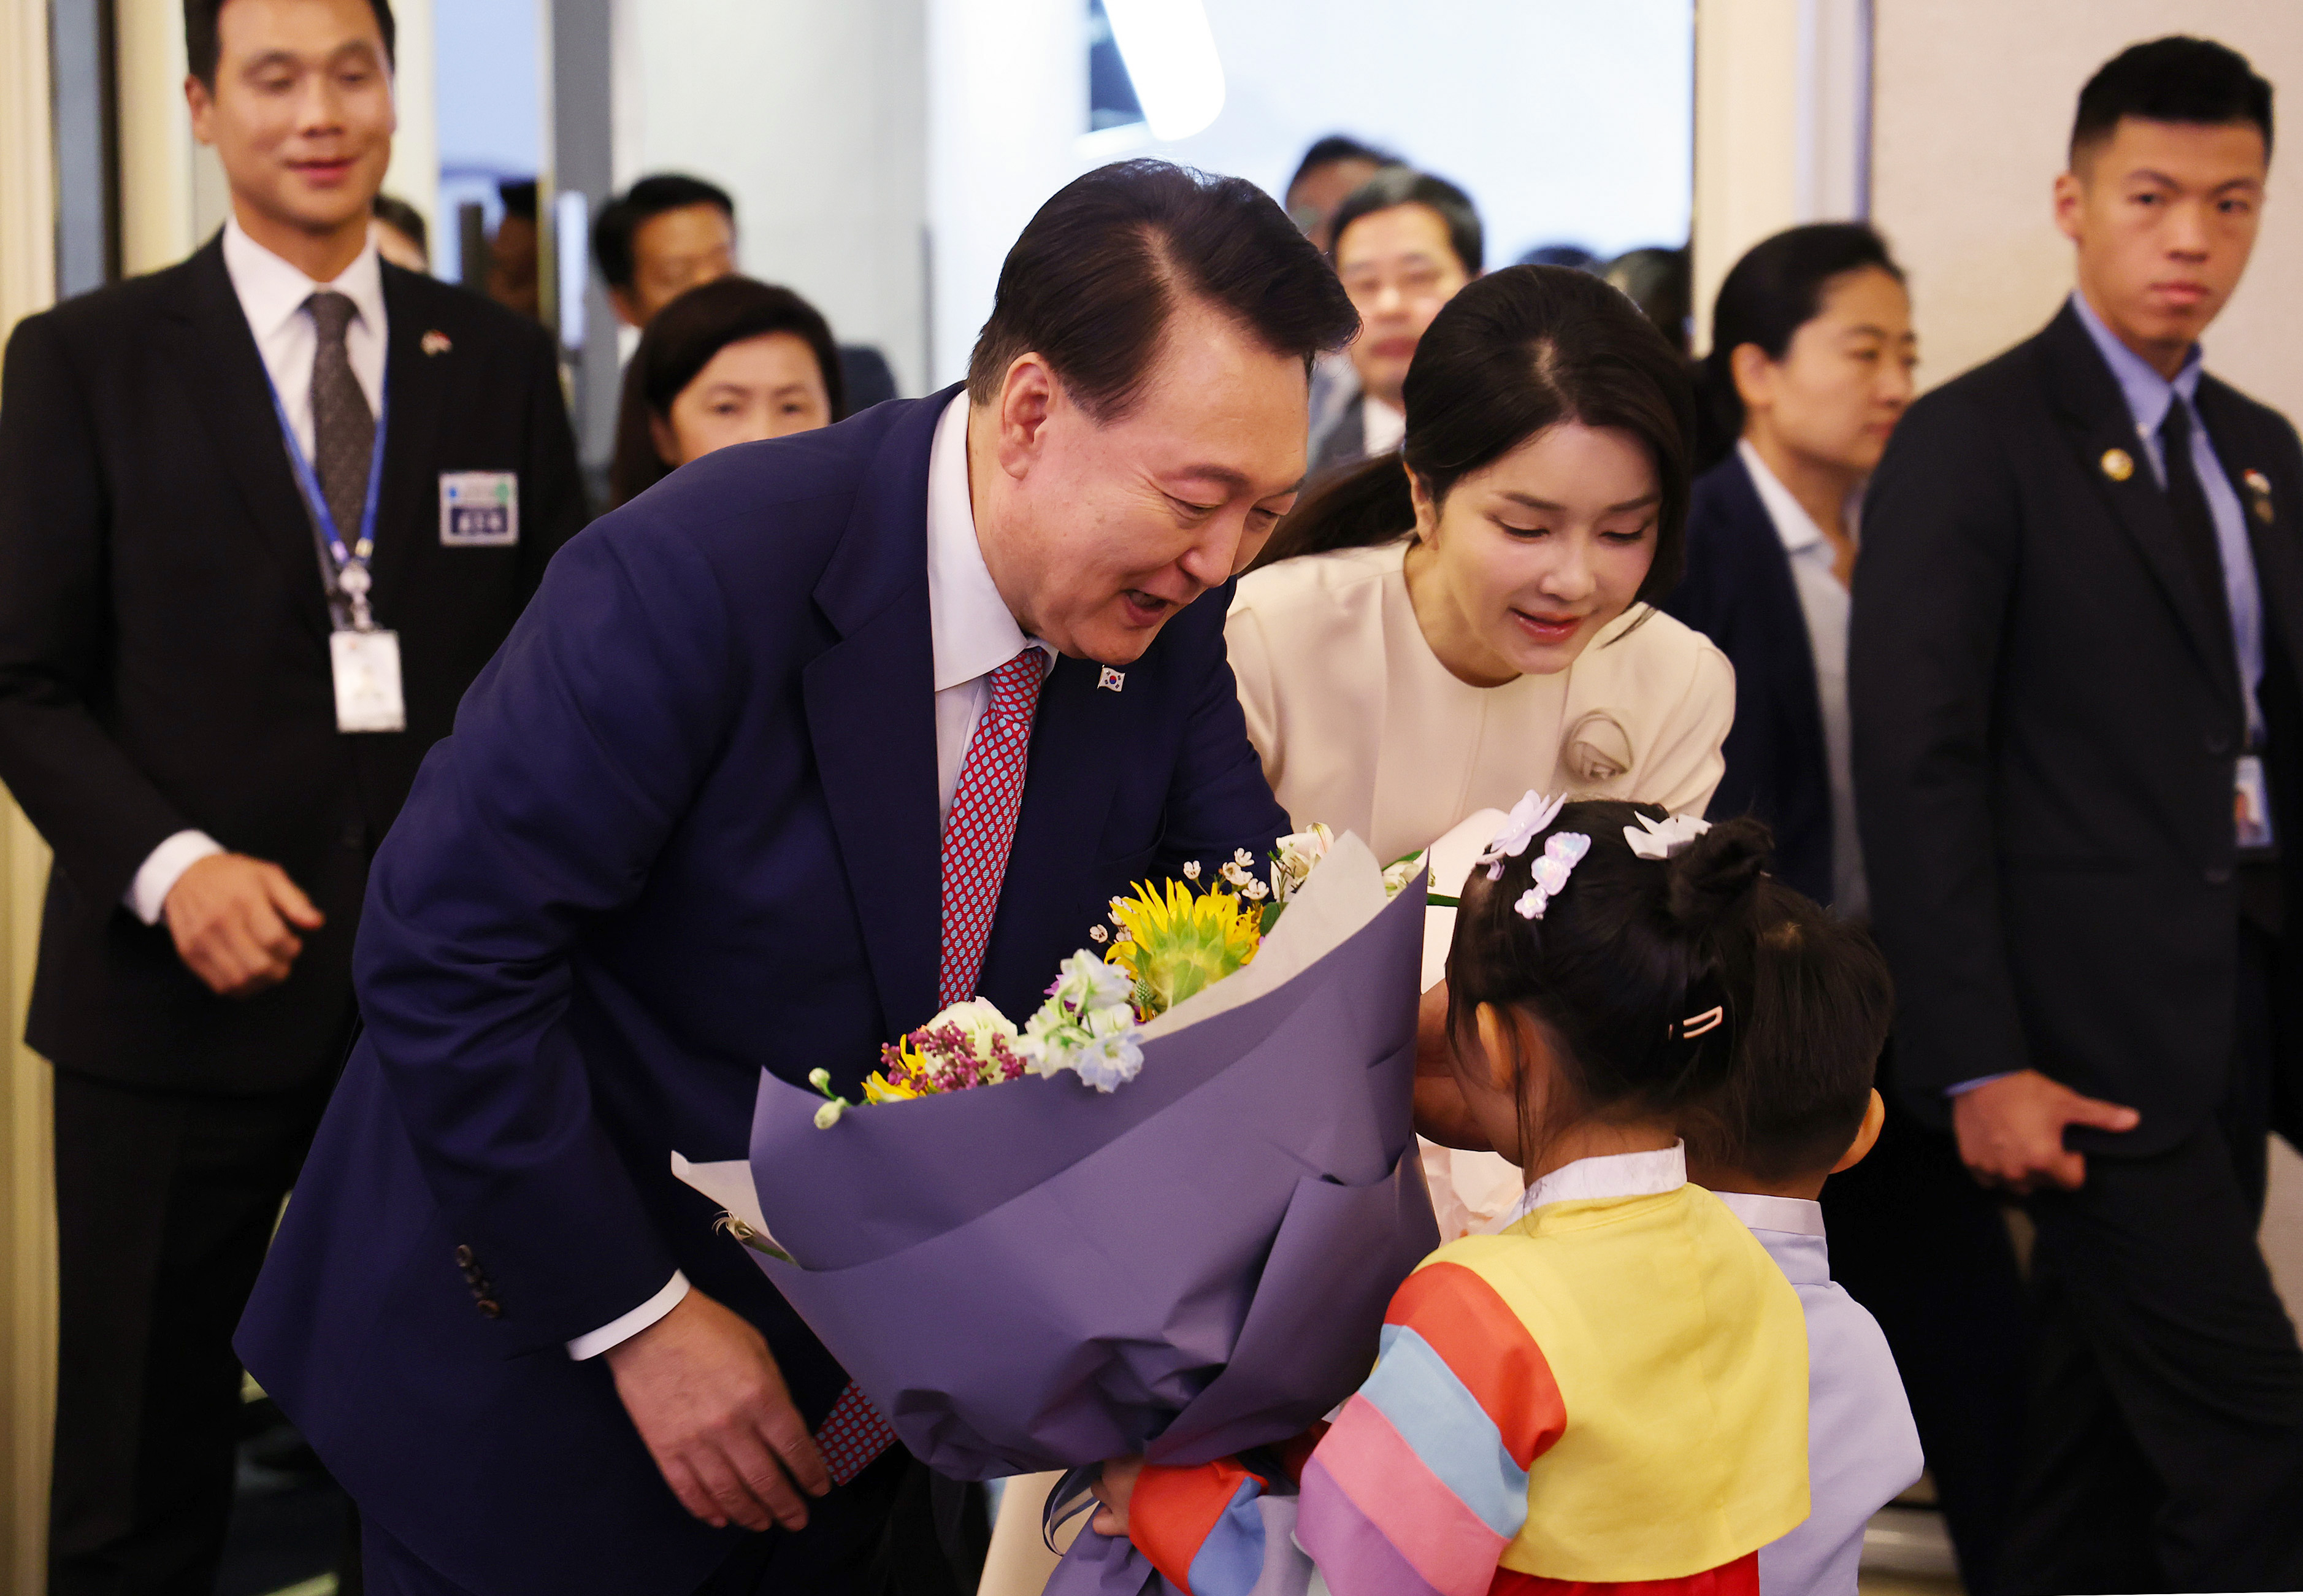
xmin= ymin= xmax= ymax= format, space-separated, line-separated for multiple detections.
xmin=1089 ymin=796 xmax=1822 ymax=1596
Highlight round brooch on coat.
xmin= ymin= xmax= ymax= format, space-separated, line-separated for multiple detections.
xmin=1562 ymin=710 xmax=1634 ymax=786
xmin=2101 ymin=448 xmax=2136 ymax=482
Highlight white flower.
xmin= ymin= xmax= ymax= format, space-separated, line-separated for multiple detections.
xmin=814 ymin=1099 xmax=846 ymax=1128
xmin=1067 ymin=1027 xmax=1145 ymax=1092
xmin=1243 ymin=878 xmax=1270 ymax=902
xmin=1269 ymin=823 xmax=1335 ymax=902
xmin=1089 ymin=924 xmax=1108 ymax=944
xmin=924 ymin=996 xmax=1021 ymax=1057
xmin=1625 ymin=812 xmax=1711 ymax=860
xmin=1182 ymin=859 xmax=1201 ymax=881
xmin=1476 ymin=791 xmax=1566 ymax=880
xmin=1381 ymin=853 xmax=1425 ymax=898
xmin=1233 ymin=849 xmax=1255 ymax=868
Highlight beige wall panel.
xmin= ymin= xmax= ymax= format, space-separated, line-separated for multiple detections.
xmin=1872 ymin=1 xmax=2303 ymax=415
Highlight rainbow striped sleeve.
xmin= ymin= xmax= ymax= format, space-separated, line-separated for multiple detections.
xmin=1127 ymin=1456 xmax=1289 ymax=1596
xmin=1297 ymin=1261 xmax=1568 ymax=1596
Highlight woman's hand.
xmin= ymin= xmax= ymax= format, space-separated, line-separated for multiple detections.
xmin=1412 ymin=982 xmax=1492 ymax=1149
xmin=1089 ymin=1456 xmax=1146 ymax=1537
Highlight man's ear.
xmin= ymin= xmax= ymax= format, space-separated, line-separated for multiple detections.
xmin=994 ymin=353 xmax=1059 ymax=481
xmin=2052 ymin=168 xmax=2086 ymax=246
xmin=1830 ymin=1088 xmax=1887 ymax=1175
xmin=186 ymin=74 xmax=217 ymax=146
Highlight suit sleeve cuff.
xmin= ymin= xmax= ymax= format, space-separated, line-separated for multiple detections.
xmin=128 ymin=831 xmax=226 ymax=926
xmin=1945 ymin=1073 xmax=2015 ymax=1097
xmin=565 ymin=1270 xmax=689 ymax=1360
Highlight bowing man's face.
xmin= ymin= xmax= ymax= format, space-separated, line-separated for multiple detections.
xmin=2056 ymin=116 xmax=2267 ymax=374
xmin=188 ymin=0 xmax=397 ymax=251
xmin=971 ymin=297 xmax=1310 ymax=666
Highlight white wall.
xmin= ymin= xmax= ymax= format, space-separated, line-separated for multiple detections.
xmin=618 ymin=0 xmax=929 ymax=396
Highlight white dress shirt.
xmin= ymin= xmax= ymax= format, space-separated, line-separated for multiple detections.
xmin=572 ymin=392 xmax=1051 ymax=1359
xmin=1360 ymin=394 xmax=1406 ymax=458
xmin=1739 ymin=440 xmax=1868 ymax=919
xmin=1712 ymin=1191 xmax=1925 ymax=1596
xmin=123 ymin=220 xmax=391 ymax=927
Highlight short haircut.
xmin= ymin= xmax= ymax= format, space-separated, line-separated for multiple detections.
xmin=186 ymin=0 xmax=395 ymax=85
xmin=609 ymin=277 xmax=845 ymax=508
xmin=593 ymin=174 xmax=738 ymax=293
xmin=1328 ymin=167 xmax=1484 ymax=276
xmin=372 ymin=193 xmax=427 ymax=258
xmin=2071 ymin=36 xmax=2274 ymax=167
xmin=1286 ymin=134 xmax=1398 ymax=197
xmin=497 ymin=179 xmax=537 ymax=223
xmin=965 ymin=159 xmax=1358 ymax=423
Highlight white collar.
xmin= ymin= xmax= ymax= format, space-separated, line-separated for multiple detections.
xmin=1362 ymin=394 xmax=1406 ymax=456
xmin=1707 ymin=1189 xmax=1826 ymax=1237
xmin=222 ymin=214 xmax=386 ymax=351
xmin=1504 ymin=1140 xmax=1686 ymax=1226
xmin=1738 ymin=439 xmax=1858 ymax=558
xmin=925 ymin=393 xmax=1049 ymax=691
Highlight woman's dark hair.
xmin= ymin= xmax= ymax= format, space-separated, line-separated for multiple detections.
xmin=1257 ymin=264 xmax=1695 ymax=607
xmin=1696 ymin=223 xmax=1903 ymax=472
xmin=2073 ymin=36 xmax=2273 ymax=166
xmin=608 ymin=276 xmax=845 ymax=508
xmin=967 ymin=161 xmax=1358 ymax=423
xmin=1327 ymin=166 xmax=1484 ymax=275
xmin=1446 ymin=801 xmax=1777 ymax=1161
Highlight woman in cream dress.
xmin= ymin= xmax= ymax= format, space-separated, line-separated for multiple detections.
xmin=1232 ymin=264 xmax=1731 ymax=1236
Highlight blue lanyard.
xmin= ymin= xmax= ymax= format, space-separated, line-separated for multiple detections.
xmin=264 ymin=366 xmax=389 ymax=626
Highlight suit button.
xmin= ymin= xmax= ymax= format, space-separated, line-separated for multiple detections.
xmin=475 ymin=1298 xmax=502 ymax=1319
xmin=454 ymin=1245 xmax=475 ymax=1268
xmin=2206 ymin=732 xmax=2233 ymax=756
xmin=2206 ymin=865 xmax=2234 ymax=885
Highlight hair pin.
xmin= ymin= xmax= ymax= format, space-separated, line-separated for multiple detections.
xmin=1477 ymin=790 xmax=1565 ymax=880
xmin=1671 ymin=1005 xmax=1725 ymax=1040
xmin=1512 ymin=831 xmax=1590 ymax=919
xmin=1625 ymin=811 xmax=1711 ymax=860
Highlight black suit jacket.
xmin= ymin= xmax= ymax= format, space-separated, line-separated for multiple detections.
xmin=1665 ymin=451 xmax=1837 ymax=906
xmin=1852 ymin=303 xmax=2303 ymax=1143
xmin=0 ymin=234 xmax=586 ymax=1094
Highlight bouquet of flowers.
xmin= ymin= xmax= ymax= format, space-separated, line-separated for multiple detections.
xmin=679 ymin=832 xmax=1439 ymax=1532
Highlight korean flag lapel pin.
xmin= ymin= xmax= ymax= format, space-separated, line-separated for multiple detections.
xmin=421 ymin=329 xmax=452 ymax=357
xmin=2244 ymin=469 xmax=2275 ymax=525
xmin=1097 ymin=666 xmax=1125 ymax=693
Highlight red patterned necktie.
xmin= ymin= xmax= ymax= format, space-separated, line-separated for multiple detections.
xmin=812 ymin=647 xmax=1047 ymax=1486
xmin=937 ymin=646 xmax=1049 ymax=1006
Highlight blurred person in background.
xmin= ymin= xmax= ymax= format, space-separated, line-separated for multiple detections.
xmin=1312 ymin=167 xmax=1481 ymax=480
xmin=1605 ymin=244 xmax=1692 ymax=356
xmin=608 ymin=276 xmax=845 ymax=508
xmin=488 ymin=177 xmax=540 ymax=321
xmin=1517 ymin=242 xmax=1599 ymax=271
xmin=371 ymin=191 xmax=427 ymax=272
xmin=1282 ymin=132 xmax=1395 ymax=253
xmin=1666 ymin=223 xmax=2032 ymax=1596
xmin=1856 ymin=38 xmax=2303 ymax=1592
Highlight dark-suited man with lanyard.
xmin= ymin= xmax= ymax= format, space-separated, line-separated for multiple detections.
xmin=1855 ymin=38 xmax=2303 ymax=1592
xmin=0 ymin=0 xmax=585 ymax=1588
xmin=234 ymin=161 xmax=1357 ymax=1594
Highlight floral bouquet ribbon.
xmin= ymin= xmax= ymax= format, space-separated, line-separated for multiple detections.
xmin=725 ymin=833 xmax=1437 ymax=1513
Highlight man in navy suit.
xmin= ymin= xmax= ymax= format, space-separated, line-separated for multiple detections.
xmin=236 ymin=159 xmax=1357 ymax=1594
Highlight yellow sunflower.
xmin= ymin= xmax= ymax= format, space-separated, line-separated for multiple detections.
xmin=1104 ymin=878 xmax=1262 ymax=1017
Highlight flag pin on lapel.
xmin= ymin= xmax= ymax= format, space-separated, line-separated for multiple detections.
xmin=2100 ymin=448 xmax=2134 ymax=482
xmin=421 ymin=330 xmax=452 ymax=356
xmin=2244 ymin=469 xmax=2274 ymax=524
xmin=1097 ymin=667 xmax=1125 ymax=692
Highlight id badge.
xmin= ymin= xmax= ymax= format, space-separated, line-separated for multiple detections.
xmin=331 ymin=629 xmax=407 ymax=734
xmin=2236 ymin=753 xmax=2277 ymax=854
xmin=439 ymin=471 xmax=519 ymax=547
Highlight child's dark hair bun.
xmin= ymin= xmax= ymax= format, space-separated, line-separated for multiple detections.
xmin=1658 ymin=816 xmax=1772 ymax=938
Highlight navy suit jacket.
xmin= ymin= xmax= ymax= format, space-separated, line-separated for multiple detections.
xmin=1663 ymin=453 xmax=1836 ymax=907
xmin=236 ymin=388 xmax=1289 ymax=1594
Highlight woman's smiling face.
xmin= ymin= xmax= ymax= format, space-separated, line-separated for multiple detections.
xmin=1404 ymin=421 xmax=1661 ymax=685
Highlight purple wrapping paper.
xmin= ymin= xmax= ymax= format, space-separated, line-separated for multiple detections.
xmin=743 ymin=871 xmax=1439 ymax=1487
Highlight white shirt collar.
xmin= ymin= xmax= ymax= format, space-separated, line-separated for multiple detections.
xmin=1738 ymin=439 xmax=1858 ymax=559
xmin=1503 ymin=1140 xmax=1687 ymax=1226
xmin=222 ymin=214 xmax=386 ymax=353
xmin=1362 ymin=394 xmax=1406 ymax=457
xmin=926 ymin=393 xmax=1049 ymax=692
xmin=1707 ymin=1189 xmax=1826 ymax=1237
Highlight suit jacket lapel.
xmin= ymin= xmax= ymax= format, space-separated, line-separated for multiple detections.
xmin=2194 ymin=381 xmax=2303 ymax=685
xmin=802 ymin=397 xmax=950 ymax=1040
xmin=166 ymin=236 xmax=332 ymax=645
xmin=364 ymin=264 xmax=453 ymax=618
xmin=2036 ymin=304 xmax=2241 ymax=708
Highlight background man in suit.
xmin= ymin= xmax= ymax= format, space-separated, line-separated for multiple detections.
xmin=236 ymin=159 xmax=1357 ymax=1595
xmin=1855 ymin=37 xmax=2303 ymax=1592
xmin=0 ymin=0 xmax=586 ymax=1587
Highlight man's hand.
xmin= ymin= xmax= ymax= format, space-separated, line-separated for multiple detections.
xmin=1952 ymin=1068 xmax=2140 ymax=1194
xmin=162 ymin=853 xmax=324 ymax=997
xmin=1412 ymin=981 xmax=1492 ymax=1151
xmin=604 ymin=1288 xmax=830 ymax=1532
xmin=1089 ymin=1456 xmax=1145 ymax=1537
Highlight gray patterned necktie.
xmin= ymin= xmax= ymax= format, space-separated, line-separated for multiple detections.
xmin=305 ymin=291 xmax=374 ymax=541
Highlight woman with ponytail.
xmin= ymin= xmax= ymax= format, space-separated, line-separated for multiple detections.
xmin=1229 ymin=265 xmax=1734 ymax=870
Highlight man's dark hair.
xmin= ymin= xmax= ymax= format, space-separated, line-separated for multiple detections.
xmin=372 ymin=192 xmax=427 ymax=258
xmin=965 ymin=160 xmax=1358 ymax=423
xmin=497 ymin=179 xmax=537 ymax=223
xmin=2071 ymin=36 xmax=2274 ymax=166
xmin=1328 ymin=167 xmax=1484 ymax=275
xmin=185 ymin=0 xmax=396 ymax=86
xmin=1286 ymin=134 xmax=1398 ymax=198
xmin=592 ymin=174 xmax=738 ymax=293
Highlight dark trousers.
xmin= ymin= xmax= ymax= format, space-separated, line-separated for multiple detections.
xmin=2002 ymin=926 xmax=2303 ymax=1594
xmin=1823 ymin=1056 xmax=2032 ymax=1596
xmin=48 ymin=1067 xmax=334 ymax=1596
